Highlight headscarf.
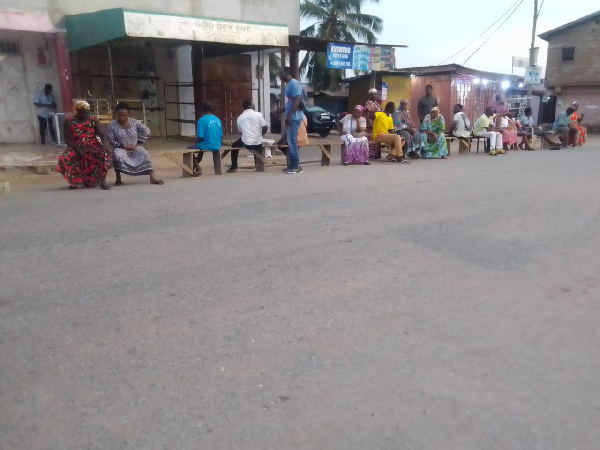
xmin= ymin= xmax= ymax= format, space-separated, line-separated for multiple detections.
xmin=400 ymin=98 xmax=409 ymax=104
xmin=75 ymin=101 xmax=91 ymax=111
xmin=353 ymin=105 xmax=364 ymax=113
xmin=368 ymin=88 xmax=378 ymax=95
xmin=430 ymin=106 xmax=440 ymax=114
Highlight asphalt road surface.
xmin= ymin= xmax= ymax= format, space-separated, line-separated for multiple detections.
xmin=2 ymin=143 xmax=600 ymax=449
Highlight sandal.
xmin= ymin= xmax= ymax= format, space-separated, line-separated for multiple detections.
xmin=151 ymin=180 xmax=164 ymax=185
xmin=115 ymin=181 xmax=124 ymax=186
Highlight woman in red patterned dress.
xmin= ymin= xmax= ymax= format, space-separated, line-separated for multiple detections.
xmin=57 ymin=101 xmax=111 ymax=190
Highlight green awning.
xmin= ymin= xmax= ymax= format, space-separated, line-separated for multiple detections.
xmin=65 ymin=8 xmax=288 ymax=52
xmin=65 ymin=9 xmax=126 ymax=52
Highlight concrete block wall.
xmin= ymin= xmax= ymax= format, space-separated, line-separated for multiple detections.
xmin=557 ymin=86 xmax=600 ymax=133
xmin=544 ymin=19 xmax=600 ymax=88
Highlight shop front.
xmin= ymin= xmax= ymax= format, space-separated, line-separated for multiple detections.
xmin=64 ymin=8 xmax=288 ymax=139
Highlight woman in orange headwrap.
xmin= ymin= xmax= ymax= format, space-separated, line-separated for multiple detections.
xmin=570 ymin=101 xmax=587 ymax=147
xmin=57 ymin=101 xmax=111 ymax=190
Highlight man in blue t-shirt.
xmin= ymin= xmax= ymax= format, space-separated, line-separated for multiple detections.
xmin=278 ymin=67 xmax=305 ymax=174
xmin=552 ymin=106 xmax=577 ymax=148
xmin=194 ymin=102 xmax=223 ymax=174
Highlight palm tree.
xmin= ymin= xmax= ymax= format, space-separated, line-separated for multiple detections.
xmin=300 ymin=0 xmax=383 ymax=91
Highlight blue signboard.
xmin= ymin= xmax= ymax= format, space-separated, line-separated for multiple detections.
xmin=327 ymin=43 xmax=354 ymax=69
xmin=327 ymin=43 xmax=395 ymax=71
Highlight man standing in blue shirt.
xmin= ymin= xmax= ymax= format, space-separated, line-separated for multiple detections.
xmin=552 ymin=106 xmax=577 ymax=149
xmin=194 ymin=102 xmax=223 ymax=175
xmin=278 ymin=67 xmax=305 ymax=174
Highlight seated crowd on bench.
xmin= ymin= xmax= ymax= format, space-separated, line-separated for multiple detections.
xmin=354 ymin=86 xmax=589 ymax=162
xmin=56 ymin=75 xmax=590 ymax=190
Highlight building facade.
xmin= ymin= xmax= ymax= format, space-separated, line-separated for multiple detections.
xmin=539 ymin=11 xmax=600 ymax=133
xmin=0 ymin=2 xmax=300 ymax=144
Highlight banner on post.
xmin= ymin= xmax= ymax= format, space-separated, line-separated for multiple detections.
xmin=512 ymin=56 xmax=528 ymax=68
xmin=524 ymin=66 xmax=542 ymax=85
xmin=326 ymin=43 xmax=354 ymax=69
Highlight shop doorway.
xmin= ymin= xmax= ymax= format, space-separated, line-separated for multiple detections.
xmin=0 ymin=40 xmax=35 ymax=143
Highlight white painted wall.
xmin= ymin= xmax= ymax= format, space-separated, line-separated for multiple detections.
xmin=0 ymin=30 xmax=62 ymax=144
xmin=249 ymin=51 xmax=271 ymax=123
xmin=19 ymin=0 xmax=300 ymax=35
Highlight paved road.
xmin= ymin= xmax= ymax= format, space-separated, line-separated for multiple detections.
xmin=2 ymin=143 xmax=600 ymax=449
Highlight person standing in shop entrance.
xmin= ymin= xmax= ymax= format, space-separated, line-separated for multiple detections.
xmin=417 ymin=84 xmax=438 ymax=123
xmin=34 ymin=84 xmax=57 ymax=145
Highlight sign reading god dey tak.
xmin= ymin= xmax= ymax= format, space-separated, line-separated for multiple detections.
xmin=124 ymin=12 xmax=288 ymax=47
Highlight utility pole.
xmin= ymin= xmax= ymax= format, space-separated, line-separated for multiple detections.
xmin=527 ymin=0 xmax=539 ymax=107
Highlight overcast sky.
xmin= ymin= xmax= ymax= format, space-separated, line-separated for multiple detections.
xmin=303 ymin=0 xmax=598 ymax=77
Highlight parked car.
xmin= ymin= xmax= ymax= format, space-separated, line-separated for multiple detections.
xmin=270 ymin=106 xmax=337 ymax=137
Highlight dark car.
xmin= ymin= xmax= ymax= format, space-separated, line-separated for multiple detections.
xmin=270 ymin=106 xmax=337 ymax=137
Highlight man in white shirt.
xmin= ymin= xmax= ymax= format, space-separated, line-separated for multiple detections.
xmin=449 ymin=104 xmax=472 ymax=153
xmin=228 ymin=100 xmax=268 ymax=173
xmin=450 ymin=104 xmax=471 ymax=138
xmin=473 ymin=107 xmax=504 ymax=156
xmin=33 ymin=84 xmax=57 ymax=145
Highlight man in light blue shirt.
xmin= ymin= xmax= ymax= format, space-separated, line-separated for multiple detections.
xmin=33 ymin=83 xmax=57 ymax=145
xmin=552 ymin=106 xmax=577 ymax=148
xmin=278 ymin=67 xmax=305 ymax=174
xmin=518 ymin=107 xmax=561 ymax=150
xmin=193 ymin=102 xmax=223 ymax=174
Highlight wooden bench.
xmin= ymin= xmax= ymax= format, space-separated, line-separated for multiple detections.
xmin=445 ymin=134 xmax=489 ymax=154
xmin=162 ymin=137 xmax=345 ymax=177
xmin=163 ymin=146 xmax=267 ymax=177
xmin=445 ymin=136 xmax=456 ymax=155
xmin=283 ymin=138 xmax=341 ymax=167
xmin=280 ymin=142 xmax=339 ymax=167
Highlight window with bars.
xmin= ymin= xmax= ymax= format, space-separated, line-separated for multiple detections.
xmin=561 ymin=47 xmax=575 ymax=62
xmin=451 ymin=77 xmax=500 ymax=124
xmin=0 ymin=40 xmax=21 ymax=55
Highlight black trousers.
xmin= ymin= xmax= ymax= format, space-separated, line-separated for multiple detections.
xmin=38 ymin=115 xmax=56 ymax=144
xmin=231 ymin=143 xmax=262 ymax=168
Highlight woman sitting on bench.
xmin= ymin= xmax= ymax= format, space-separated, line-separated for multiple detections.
xmin=419 ymin=107 xmax=448 ymax=159
xmin=373 ymin=102 xmax=408 ymax=163
xmin=338 ymin=105 xmax=369 ymax=165
xmin=108 ymin=103 xmax=163 ymax=185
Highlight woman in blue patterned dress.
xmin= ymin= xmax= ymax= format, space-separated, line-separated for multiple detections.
xmin=107 ymin=103 xmax=163 ymax=186
xmin=393 ymin=98 xmax=423 ymax=159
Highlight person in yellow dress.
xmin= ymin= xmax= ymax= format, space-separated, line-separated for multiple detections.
xmin=373 ymin=102 xmax=407 ymax=163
